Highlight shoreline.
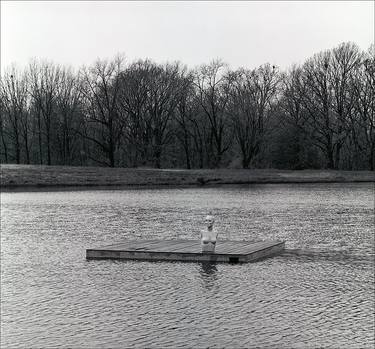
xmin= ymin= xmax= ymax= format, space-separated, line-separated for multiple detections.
xmin=1 ymin=164 xmax=374 ymax=192
xmin=1 ymin=181 xmax=373 ymax=193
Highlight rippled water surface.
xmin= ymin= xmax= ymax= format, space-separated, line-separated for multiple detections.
xmin=1 ymin=183 xmax=374 ymax=348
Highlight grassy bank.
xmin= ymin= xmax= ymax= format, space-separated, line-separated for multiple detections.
xmin=1 ymin=164 xmax=373 ymax=191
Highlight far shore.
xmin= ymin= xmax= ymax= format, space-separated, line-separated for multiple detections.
xmin=1 ymin=164 xmax=374 ymax=192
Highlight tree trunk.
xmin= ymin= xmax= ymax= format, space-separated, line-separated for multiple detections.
xmin=154 ymin=145 xmax=162 ymax=168
xmin=184 ymin=146 xmax=191 ymax=169
xmin=183 ymin=133 xmax=191 ymax=169
xmin=46 ymin=131 xmax=51 ymax=166
xmin=24 ymin=134 xmax=30 ymax=164
xmin=14 ymin=136 xmax=20 ymax=164
xmin=242 ymin=157 xmax=250 ymax=169
xmin=1 ymin=129 xmax=8 ymax=163
xmin=38 ymin=113 xmax=43 ymax=165
xmin=109 ymin=140 xmax=115 ymax=168
xmin=370 ymin=144 xmax=375 ymax=171
xmin=13 ymin=114 xmax=20 ymax=164
xmin=334 ymin=143 xmax=342 ymax=170
xmin=326 ymin=150 xmax=335 ymax=169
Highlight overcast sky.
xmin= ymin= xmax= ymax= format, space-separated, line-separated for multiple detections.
xmin=1 ymin=1 xmax=374 ymax=72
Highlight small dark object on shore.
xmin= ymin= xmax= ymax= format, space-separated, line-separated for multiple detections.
xmin=197 ymin=177 xmax=208 ymax=185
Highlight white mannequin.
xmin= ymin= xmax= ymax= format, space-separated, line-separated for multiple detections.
xmin=201 ymin=213 xmax=218 ymax=253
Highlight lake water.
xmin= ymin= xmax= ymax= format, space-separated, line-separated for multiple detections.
xmin=1 ymin=183 xmax=374 ymax=348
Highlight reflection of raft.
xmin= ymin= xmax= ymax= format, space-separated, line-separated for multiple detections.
xmin=86 ymin=239 xmax=285 ymax=263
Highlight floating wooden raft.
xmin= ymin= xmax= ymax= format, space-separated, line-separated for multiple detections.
xmin=86 ymin=239 xmax=285 ymax=263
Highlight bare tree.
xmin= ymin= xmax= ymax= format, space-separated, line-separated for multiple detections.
xmin=0 ymin=43 xmax=372 ymax=170
xmin=280 ymin=65 xmax=323 ymax=168
xmin=194 ymin=60 xmax=233 ymax=167
xmin=296 ymin=43 xmax=364 ymax=169
xmin=0 ymin=80 xmax=11 ymax=162
xmin=146 ymin=62 xmax=186 ymax=168
xmin=351 ymin=45 xmax=375 ymax=170
xmin=173 ymin=70 xmax=197 ymax=169
xmin=329 ymin=43 xmax=363 ymax=167
xmin=0 ymin=100 xmax=9 ymax=162
xmin=118 ymin=60 xmax=153 ymax=167
xmin=55 ymin=67 xmax=83 ymax=165
xmin=0 ymin=67 xmax=29 ymax=164
xmin=28 ymin=60 xmax=62 ymax=165
xmin=79 ymin=57 xmax=125 ymax=167
xmin=298 ymin=51 xmax=339 ymax=169
xmin=281 ymin=66 xmax=306 ymax=129
xmin=229 ymin=64 xmax=280 ymax=168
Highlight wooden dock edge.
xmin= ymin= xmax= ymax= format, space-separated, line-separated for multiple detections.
xmin=86 ymin=241 xmax=285 ymax=264
xmin=244 ymin=241 xmax=285 ymax=262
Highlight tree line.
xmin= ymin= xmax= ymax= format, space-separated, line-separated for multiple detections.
xmin=1 ymin=42 xmax=374 ymax=170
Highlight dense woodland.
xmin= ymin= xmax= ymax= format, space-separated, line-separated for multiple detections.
xmin=1 ymin=42 xmax=374 ymax=170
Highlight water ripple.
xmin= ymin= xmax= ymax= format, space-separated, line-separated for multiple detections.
xmin=1 ymin=183 xmax=374 ymax=348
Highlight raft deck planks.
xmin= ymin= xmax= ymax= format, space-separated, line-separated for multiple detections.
xmin=86 ymin=239 xmax=285 ymax=263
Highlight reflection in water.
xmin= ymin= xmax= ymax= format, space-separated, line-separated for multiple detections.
xmin=284 ymin=248 xmax=375 ymax=263
xmin=198 ymin=262 xmax=218 ymax=290
xmin=1 ymin=183 xmax=374 ymax=348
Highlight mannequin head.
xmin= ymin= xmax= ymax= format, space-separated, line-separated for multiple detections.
xmin=205 ymin=212 xmax=215 ymax=230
